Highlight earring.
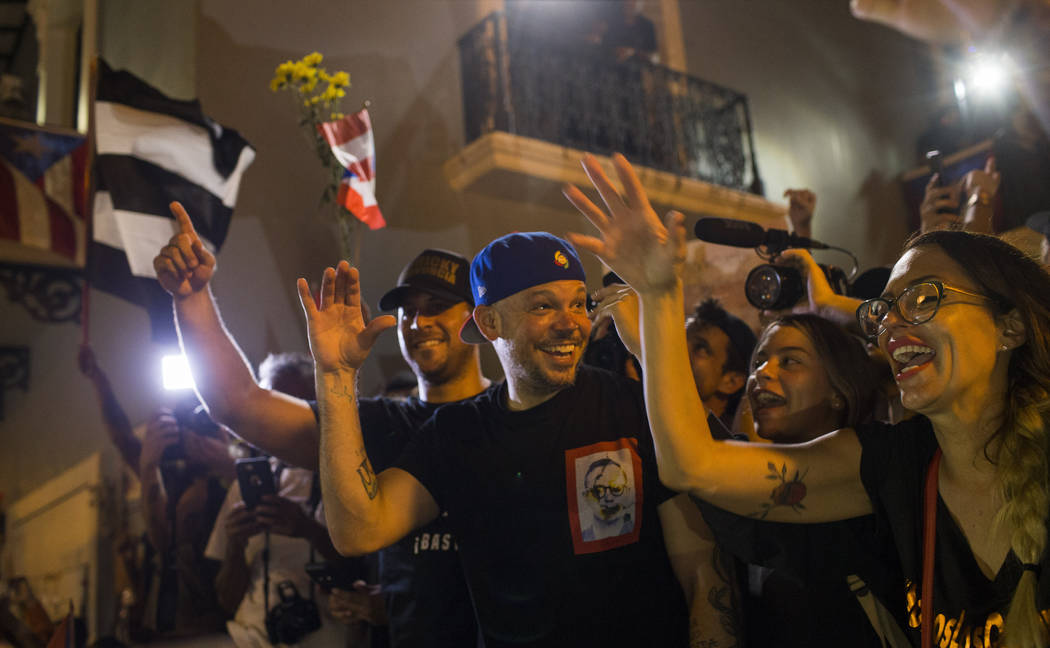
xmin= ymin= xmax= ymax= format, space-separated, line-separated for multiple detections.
xmin=1000 ymin=344 xmax=1009 ymax=351
xmin=831 ymin=396 xmax=844 ymax=410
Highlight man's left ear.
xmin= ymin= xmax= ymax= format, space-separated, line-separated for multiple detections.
xmin=718 ymin=370 xmax=746 ymax=396
xmin=474 ymin=305 xmax=502 ymax=343
xmin=999 ymin=309 xmax=1027 ymax=351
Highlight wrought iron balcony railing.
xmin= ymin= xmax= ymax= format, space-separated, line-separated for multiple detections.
xmin=458 ymin=12 xmax=764 ymax=195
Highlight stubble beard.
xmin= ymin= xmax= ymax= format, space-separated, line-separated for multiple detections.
xmin=505 ymin=341 xmax=583 ymax=399
xmin=412 ymin=342 xmax=475 ymax=388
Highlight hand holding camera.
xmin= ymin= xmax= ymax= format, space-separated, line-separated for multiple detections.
xmin=140 ymin=409 xmax=181 ymax=475
xmin=750 ymin=249 xmax=847 ymax=329
xmin=181 ymin=428 xmax=234 ymax=480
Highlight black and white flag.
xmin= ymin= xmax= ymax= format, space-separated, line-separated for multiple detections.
xmin=90 ymin=59 xmax=255 ymax=343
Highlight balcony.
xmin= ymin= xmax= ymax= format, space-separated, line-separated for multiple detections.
xmin=444 ymin=11 xmax=782 ymax=225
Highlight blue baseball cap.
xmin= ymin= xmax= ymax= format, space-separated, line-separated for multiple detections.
xmin=459 ymin=232 xmax=587 ymax=343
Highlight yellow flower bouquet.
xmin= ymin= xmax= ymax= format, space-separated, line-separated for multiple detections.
xmin=270 ymin=52 xmax=361 ymax=255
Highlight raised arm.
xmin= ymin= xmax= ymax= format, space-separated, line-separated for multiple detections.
xmin=783 ymin=188 xmax=815 ymax=239
xmin=564 ymin=154 xmax=871 ymax=522
xmin=298 ymin=261 xmax=440 ymax=556
xmin=153 ymin=202 xmax=319 ymax=468
xmin=78 ymin=344 xmax=141 ymax=471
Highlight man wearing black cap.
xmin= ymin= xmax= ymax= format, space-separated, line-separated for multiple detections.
xmin=302 ymin=232 xmax=714 ymax=647
xmin=153 ymin=205 xmax=487 ymax=647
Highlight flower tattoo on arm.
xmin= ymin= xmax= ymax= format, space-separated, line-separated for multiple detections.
xmin=751 ymin=462 xmax=808 ymax=519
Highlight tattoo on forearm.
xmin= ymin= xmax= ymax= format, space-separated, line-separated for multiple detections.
xmin=751 ymin=461 xmax=808 ymax=519
xmin=707 ymin=545 xmax=740 ymax=648
xmin=356 ymin=456 xmax=378 ymax=499
xmin=690 ymin=633 xmax=720 ymax=648
xmin=328 ymin=381 xmax=354 ymax=403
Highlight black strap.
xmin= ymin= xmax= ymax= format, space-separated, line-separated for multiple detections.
xmin=262 ymin=463 xmax=323 ymax=611
xmin=306 ymin=472 xmax=321 ymax=602
xmin=262 ymin=529 xmax=271 ymax=623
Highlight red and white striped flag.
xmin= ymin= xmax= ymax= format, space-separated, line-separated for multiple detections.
xmin=318 ymin=108 xmax=386 ymax=230
xmin=0 ymin=118 xmax=89 ymax=265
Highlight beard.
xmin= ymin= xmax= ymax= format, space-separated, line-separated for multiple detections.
xmin=500 ymin=335 xmax=587 ymax=398
xmin=407 ymin=339 xmax=476 ymax=388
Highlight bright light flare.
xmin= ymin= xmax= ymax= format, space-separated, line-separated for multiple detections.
xmin=162 ymin=354 xmax=196 ymax=390
xmin=964 ymin=53 xmax=1012 ymax=98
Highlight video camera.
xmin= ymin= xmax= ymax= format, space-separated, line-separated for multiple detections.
xmin=693 ymin=217 xmax=859 ymax=311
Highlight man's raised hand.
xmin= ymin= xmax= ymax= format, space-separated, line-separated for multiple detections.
xmin=563 ymin=153 xmax=685 ymax=296
xmin=153 ymin=201 xmax=216 ymax=298
xmin=297 ymin=261 xmax=396 ymax=374
xmin=783 ymin=188 xmax=816 ymax=238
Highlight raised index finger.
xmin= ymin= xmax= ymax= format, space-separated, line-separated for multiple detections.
xmin=169 ymin=201 xmax=198 ymax=237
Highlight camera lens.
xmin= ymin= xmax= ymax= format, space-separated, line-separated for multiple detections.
xmin=745 ymin=264 xmax=805 ymax=310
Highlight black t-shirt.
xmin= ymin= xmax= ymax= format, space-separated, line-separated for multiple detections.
xmin=857 ymin=416 xmax=1050 ymax=646
xmin=313 ymin=397 xmax=478 ymax=648
xmin=696 ymin=499 xmax=889 ymax=647
xmin=694 ymin=414 xmax=886 ymax=648
xmin=393 ymin=366 xmax=688 ymax=647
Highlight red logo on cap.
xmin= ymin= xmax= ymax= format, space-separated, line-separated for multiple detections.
xmin=554 ymin=250 xmax=569 ymax=269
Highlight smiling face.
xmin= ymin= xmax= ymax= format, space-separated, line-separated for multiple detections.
xmin=747 ymin=324 xmax=842 ymax=443
xmin=396 ymin=290 xmax=476 ymax=386
xmin=485 ymin=279 xmax=591 ymax=400
xmin=687 ymin=324 xmax=732 ymax=401
xmin=878 ymin=246 xmax=1003 ymax=414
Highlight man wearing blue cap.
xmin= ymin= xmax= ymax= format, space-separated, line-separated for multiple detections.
xmin=154 ymin=210 xmax=486 ymax=648
xmin=301 ymin=232 xmax=717 ymax=647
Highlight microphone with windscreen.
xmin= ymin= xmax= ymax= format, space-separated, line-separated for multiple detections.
xmin=692 ymin=217 xmax=846 ymax=311
xmin=693 ymin=217 xmax=829 ymax=253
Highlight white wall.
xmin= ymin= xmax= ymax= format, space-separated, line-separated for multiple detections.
xmin=680 ymin=1 xmax=933 ymax=271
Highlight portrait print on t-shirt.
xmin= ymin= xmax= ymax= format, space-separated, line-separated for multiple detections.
xmin=566 ymin=439 xmax=644 ymax=555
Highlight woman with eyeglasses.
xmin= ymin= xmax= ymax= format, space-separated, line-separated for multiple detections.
xmin=564 ymin=153 xmax=1050 ymax=648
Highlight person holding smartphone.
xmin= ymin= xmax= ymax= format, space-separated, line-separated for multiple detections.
xmin=205 ymin=353 xmax=357 ymax=648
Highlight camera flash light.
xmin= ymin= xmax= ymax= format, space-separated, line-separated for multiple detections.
xmin=162 ymin=354 xmax=196 ymax=391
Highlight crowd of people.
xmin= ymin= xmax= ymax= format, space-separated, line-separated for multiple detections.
xmin=122 ymin=125 xmax=1050 ymax=646
xmin=3 ymin=0 xmax=1050 ymax=646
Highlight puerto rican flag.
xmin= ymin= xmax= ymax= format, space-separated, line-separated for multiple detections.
xmin=318 ymin=108 xmax=386 ymax=230
xmin=0 ymin=118 xmax=89 ymax=265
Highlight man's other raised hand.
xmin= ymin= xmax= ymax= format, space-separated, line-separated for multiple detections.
xmin=297 ymin=261 xmax=396 ymax=374
xmin=153 ymin=201 xmax=216 ymax=298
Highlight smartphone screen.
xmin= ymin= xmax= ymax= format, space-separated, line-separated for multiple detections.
xmin=925 ymin=150 xmax=944 ymax=185
xmin=235 ymin=457 xmax=276 ymax=509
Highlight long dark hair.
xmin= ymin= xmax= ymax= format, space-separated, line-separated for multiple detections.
xmin=906 ymin=230 xmax=1050 ymax=646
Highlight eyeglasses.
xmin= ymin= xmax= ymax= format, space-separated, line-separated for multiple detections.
xmin=585 ymin=484 xmax=625 ymax=500
xmin=856 ymin=281 xmax=987 ymax=340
